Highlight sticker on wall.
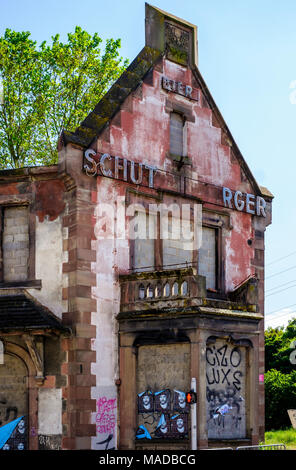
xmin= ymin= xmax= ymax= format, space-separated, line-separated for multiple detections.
xmin=173 ymin=390 xmax=189 ymax=413
xmin=154 ymin=414 xmax=170 ymax=438
xmin=138 ymin=390 xmax=154 ymax=413
xmin=154 ymin=389 xmax=170 ymax=413
xmin=213 ymin=403 xmax=231 ymax=419
xmin=135 ymin=425 xmax=152 ymax=440
xmin=170 ymin=413 xmax=188 ymax=439
xmin=136 ymin=388 xmax=192 ymax=441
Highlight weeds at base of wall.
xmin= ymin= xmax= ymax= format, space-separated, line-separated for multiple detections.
xmin=264 ymin=427 xmax=296 ymax=449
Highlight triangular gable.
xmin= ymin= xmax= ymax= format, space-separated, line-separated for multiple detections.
xmin=60 ymin=3 xmax=272 ymax=200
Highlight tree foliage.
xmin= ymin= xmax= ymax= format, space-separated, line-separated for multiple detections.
xmin=0 ymin=27 xmax=128 ymax=168
xmin=265 ymin=318 xmax=296 ymax=430
xmin=265 ymin=369 xmax=296 ymax=430
xmin=265 ymin=319 xmax=296 ymax=374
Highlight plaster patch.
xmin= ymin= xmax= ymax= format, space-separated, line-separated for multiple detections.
xmin=29 ymin=216 xmax=63 ymax=318
xmin=38 ymin=388 xmax=62 ymax=435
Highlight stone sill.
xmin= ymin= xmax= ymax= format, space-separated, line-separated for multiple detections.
xmin=206 ymin=438 xmax=252 ymax=449
xmin=198 ymin=306 xmax=262 ymax=320
xmin=120 ymin=267 xmax=197 ymax=282
xmin=120 ymin=296 xmax=203 ymax=313
xmin=117 ymin=305 xmax=263 ymax=321
xmin=0 ymin=280 xmax=42 ymax=291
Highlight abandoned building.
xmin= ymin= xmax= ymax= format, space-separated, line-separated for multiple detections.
xmin=0 ymin=4 xmax=272 ymax=450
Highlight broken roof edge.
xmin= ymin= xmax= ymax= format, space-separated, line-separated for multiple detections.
xmin=60 ymin=45 xmax=163 ymax=150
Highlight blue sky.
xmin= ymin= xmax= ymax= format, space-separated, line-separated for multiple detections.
xmin=1 ymin=0 xmax=296 ymax=328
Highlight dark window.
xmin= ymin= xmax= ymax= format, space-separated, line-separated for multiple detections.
xmin=170 ymin=112 xmax=184 ymax=156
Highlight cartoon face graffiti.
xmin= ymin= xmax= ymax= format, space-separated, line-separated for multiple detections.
xmin=155 ymin=414 xmax=169 ymax=438
xmin=159 ymin=394 xmax=168 ymax=409
xmin=170 ymin=413 xmax=188 ymax=438
xmin=154 ymin=389 xmax=170 ymax=412
xmin=142 ymin=394 xmax=151 ymax=410
xmin=176 ymin=417 xmax=185 ymax=433
xmin=173 ymin=390 xmax=189 ymax=413
xmin=159 ymin=417 xmax=168 ymax=434
xmin=138 ymin=391 xmax=153 ymax=413
xmin=17 ymin=419 xmax=25 ymax=434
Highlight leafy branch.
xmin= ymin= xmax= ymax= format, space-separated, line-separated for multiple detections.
xmin=0 ymin=26 xmax=128 ymax=168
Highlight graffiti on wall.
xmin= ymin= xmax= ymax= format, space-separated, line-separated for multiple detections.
xmin=1 ymin=416 xmax=27 ymax=450
xmin=206 ymin=340 xmax=246 ymax=439
xmin=95 ymin=396 xmax=117 ymax=450
xmin=136 ymin=388 xmax=189 ymax=440
xmin=38 ymin=434 xmax=61 ymax=450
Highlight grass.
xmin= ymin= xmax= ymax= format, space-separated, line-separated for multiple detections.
xmin=264 ymin=427 xmax=296 ymax=450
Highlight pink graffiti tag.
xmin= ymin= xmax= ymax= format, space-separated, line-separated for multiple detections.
xmin=96 ymin=397 xmax=117 ymax=434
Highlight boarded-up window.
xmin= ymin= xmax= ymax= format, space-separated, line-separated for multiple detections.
xmin=198 ymin=226 xmax=217 ymax=290
xmin=170 ymin=112 xmax=183 ymax=156
xmin=2 ymin=206 xmax=29 ymax=282
xmin=137 ymin=343 xmax=190 ymax=392
xmin=137 ymin=343 xmax=190 ymax=442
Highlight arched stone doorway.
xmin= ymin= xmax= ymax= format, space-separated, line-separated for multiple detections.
xmin=0 ymin=339 xmax=39 ymax=450
xmin=0 ymin=351 xmax=28 ymax=450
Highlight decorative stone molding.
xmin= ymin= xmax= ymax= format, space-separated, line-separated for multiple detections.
xmin=22 ymin=334 xmax=44 ymax=385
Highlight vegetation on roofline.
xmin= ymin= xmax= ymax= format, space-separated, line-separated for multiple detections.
xmin=0 ymin=27 xmax=128 ymax=169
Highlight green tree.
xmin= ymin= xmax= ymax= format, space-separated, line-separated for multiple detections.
xmin=265 ymin=326 xmax=285 ymax=372
xmin=265 ymin=318 xmax=296 ymax=374
xmin=0 ymin=30 xmax=42 ymax=168
xmin=265 ymin=369 xmax=296 ymax=430
xmin=265 ymin=318 xmax=296 ymax=430
xmin=0 ymin=27 xmax=128 ymax=168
